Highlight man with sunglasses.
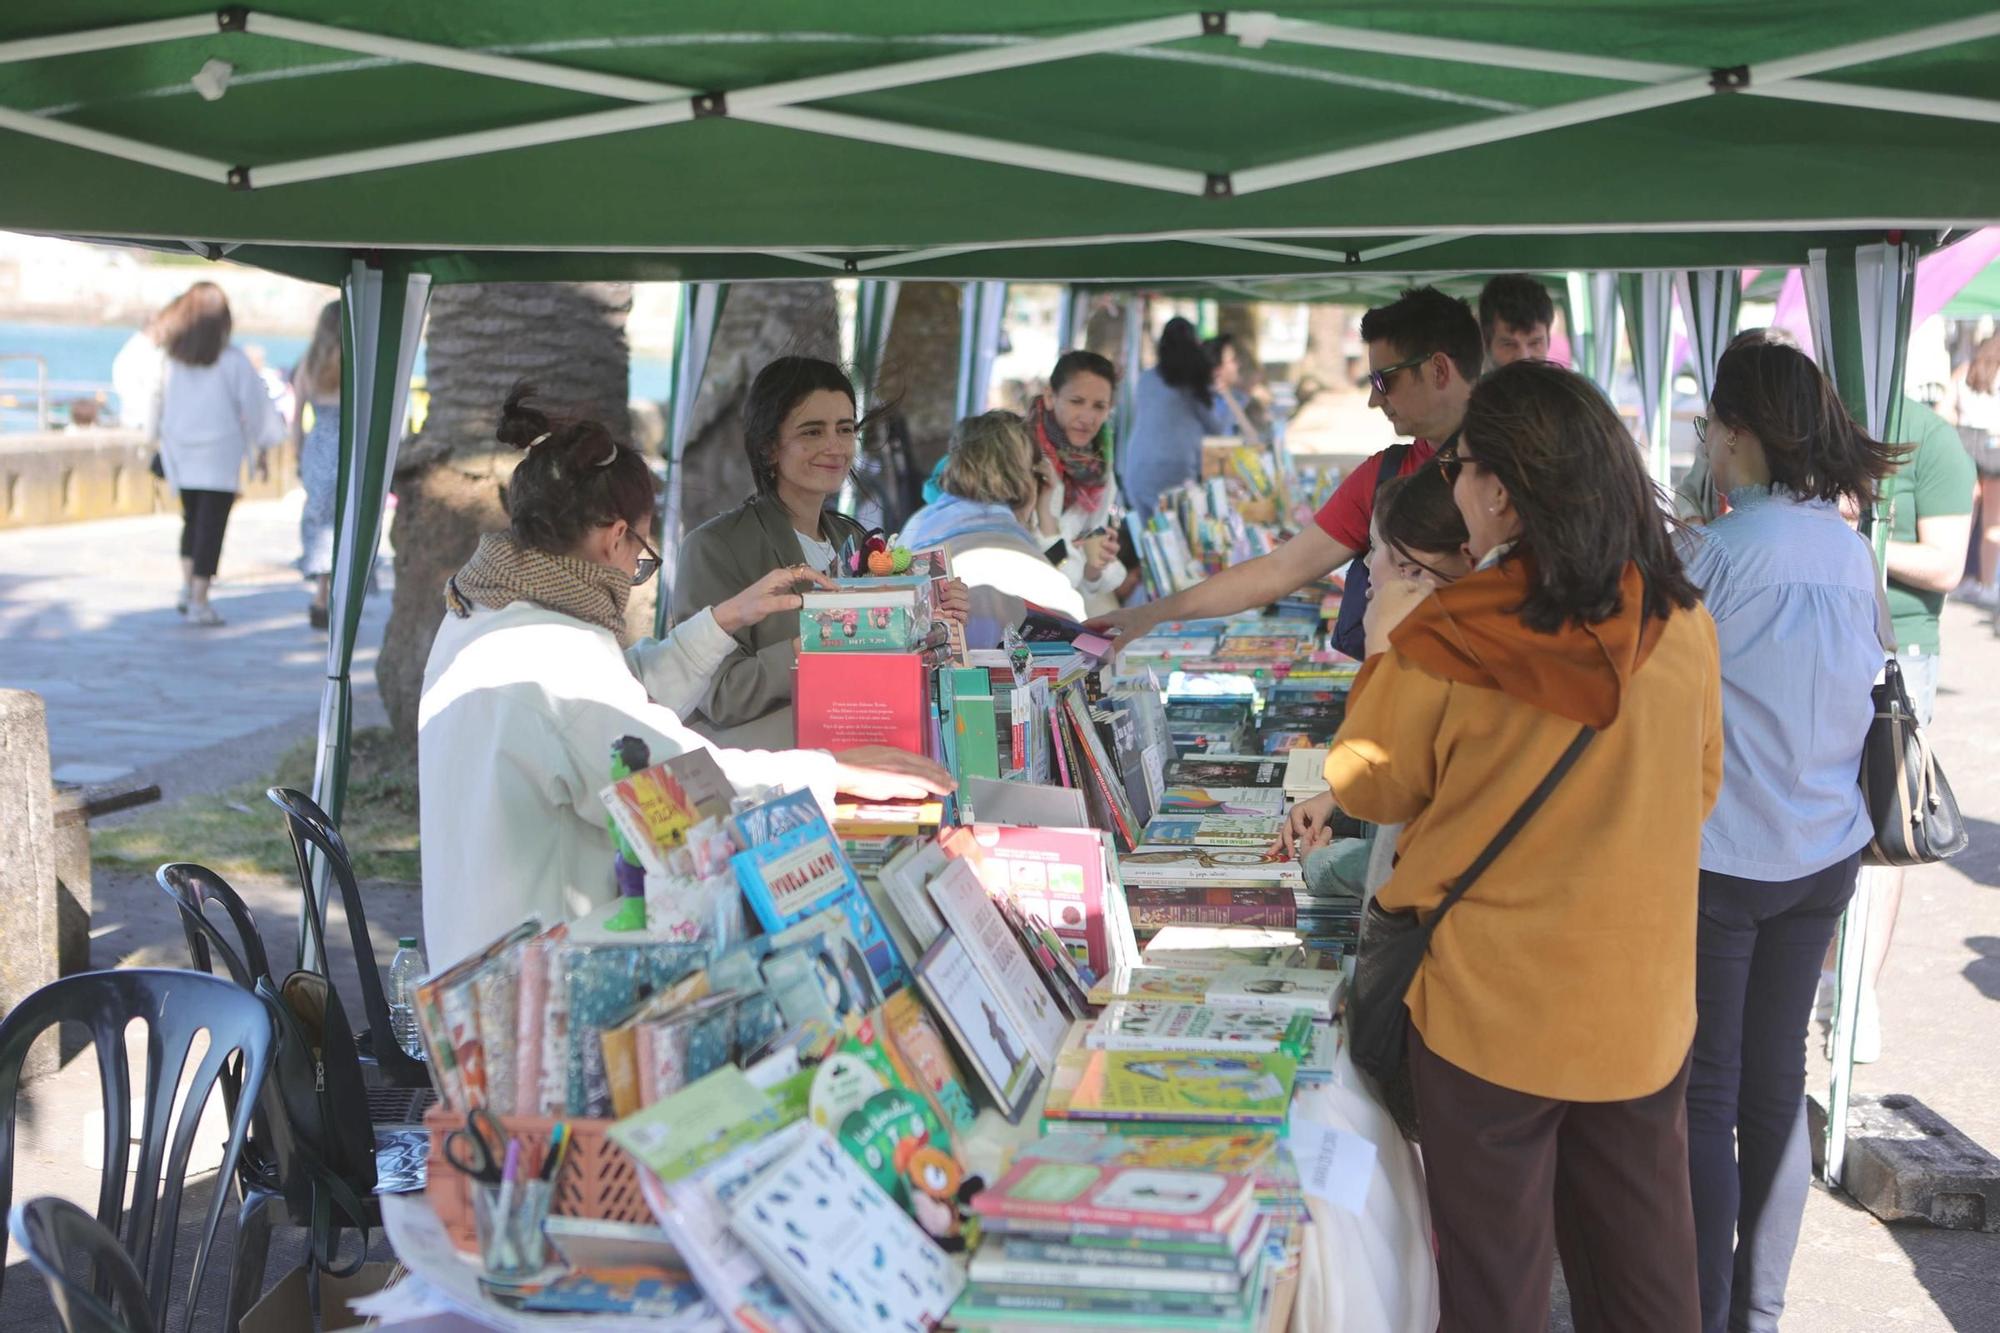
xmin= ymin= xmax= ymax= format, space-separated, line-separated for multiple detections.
xmin=1092 ymin=287 xmax=1482 ymax=653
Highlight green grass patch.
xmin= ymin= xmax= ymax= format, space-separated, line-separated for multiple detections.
xmin=93 ymin=727 xmax=421 ymax=883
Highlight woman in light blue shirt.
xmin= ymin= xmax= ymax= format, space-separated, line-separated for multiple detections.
xmin=1117 ymin=317 xmax=1228 ymax=517
xmin=1680 ymin=331 xmax=1902 ymax=1333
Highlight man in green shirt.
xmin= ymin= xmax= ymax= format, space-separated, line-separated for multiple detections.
xmin=1853 ymin=396 xmax=1974 ymax=1062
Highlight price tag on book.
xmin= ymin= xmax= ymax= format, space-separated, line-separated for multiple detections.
xmin=1285 ymin=1118 xmax=1377 ymax=1218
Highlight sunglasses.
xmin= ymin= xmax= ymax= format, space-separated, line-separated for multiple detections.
xmin=632 ymin=531 xmax=662 ymax=586
xmin=1368 ymin=353 xmax=1431 ymax=396
xmin=1432 ymin=442 xmax=1465 ymax=485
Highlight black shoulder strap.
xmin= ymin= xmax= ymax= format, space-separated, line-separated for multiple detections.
xmin=1372 ymin=443 xmax=1410 ymax=505
xmin=1424 ymin=724 xmax=1596 ymax=931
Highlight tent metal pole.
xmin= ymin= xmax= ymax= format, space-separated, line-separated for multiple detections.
xmin=1269 ymin=18 xmax=1682 ymax=81
xmin=1356 ymin=232 xmax=1476 ymax=263
xmin=0 ymin=15 xmax=218 ymax=64
xmin=1745 ymin=80 xmax=2000 ymax=126
xmin=243 ymin=13 xmax=1210 ymax=190
xmin=1237 ymin=12 xmax=2000 ymax=196
xmin=745 ymin=106 xmax=1209 ymax=195
xmin=0 ymin=106 xmax=232 ymax=182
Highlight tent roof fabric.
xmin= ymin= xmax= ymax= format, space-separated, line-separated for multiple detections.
xmin=3 ymin=4 xmax=1998 ymax=284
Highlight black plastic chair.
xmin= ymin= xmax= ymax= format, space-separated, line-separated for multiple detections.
xmin=0 ymin=970 xmax=276 ymax=1333
xmin=10 ymin=1197 xmax=157 ymax=1333
xmin=266 ymin=786 xmax=429 ymax=1092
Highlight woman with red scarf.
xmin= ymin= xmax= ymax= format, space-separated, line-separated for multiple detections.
xmin=1026 ymin=351 xmax=1128 ymax=614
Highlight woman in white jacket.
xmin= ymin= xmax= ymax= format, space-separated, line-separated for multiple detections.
xmin=900 ymin=411 xmax=1087 ymax=647
xmin=1025 ymin=351 xmax=1127 ymax=615
xmin=418 ymin=385 xmax=953 ymax=968
xmin=151 ymin=283 xmax=286 ymax=625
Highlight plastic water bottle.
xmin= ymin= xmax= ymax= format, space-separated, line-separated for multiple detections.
xmin=387 ymin=937 xmax=427 ymax=1059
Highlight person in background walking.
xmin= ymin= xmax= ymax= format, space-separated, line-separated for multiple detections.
xmin=292 ymin=300 xmax=342 ymax=630
xmin=1947 ymin=333 xmax=2000 ymax=608
xmin=1117 ymin=316 xmax=1227 ymax=518
xmin=1305 ymin=361 xmax=1719 ymax=1332
xmin=1679 ymin=332 xmax=1902 ymax=1332
xmin=154 ymin=282 xmax=285 ymax=626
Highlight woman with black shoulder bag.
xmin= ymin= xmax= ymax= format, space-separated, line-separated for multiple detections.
xmin=1289 ymin=361 xmax=1723 ymax=1332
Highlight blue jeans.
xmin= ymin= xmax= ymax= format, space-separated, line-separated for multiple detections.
xmin=1687 ymin=851 xmax=1861 ymax=1333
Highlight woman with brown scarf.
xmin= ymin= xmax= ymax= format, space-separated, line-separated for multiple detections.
xmin=1026 ymin=351 xmax=1128 ymax=614
xmin=416 ymin=385 xmax=952 ymax=969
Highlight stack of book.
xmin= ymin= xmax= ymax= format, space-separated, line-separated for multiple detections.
xmin=957 ymin=1152 xmax=1287 ymax=1332
xmin=1164 ymin=699 xmax=1255 ymax=756
xmin=1117 ymin=846 xmax=1302 ymax=940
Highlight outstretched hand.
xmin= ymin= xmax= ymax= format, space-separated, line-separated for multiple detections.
xmin=832 ymin=746 xmax=957 ymax=800
xmin=715 ymin=564 xmax=833 ymax=634
xmin=1281 ymin=791 xmax=1338 ymax=857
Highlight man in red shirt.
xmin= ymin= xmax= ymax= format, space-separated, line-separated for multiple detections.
xmin=1093 ymin=286 xmax=1481 ymax=646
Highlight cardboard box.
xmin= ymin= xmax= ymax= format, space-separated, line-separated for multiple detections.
xmin=241 ymin=1261 xmax=400 ymax=1333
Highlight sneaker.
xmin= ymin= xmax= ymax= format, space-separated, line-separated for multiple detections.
xmin=186 ymin=604 xmax=225 ymax=628
xmin=176 ymin=584 xmax=191 ymax=615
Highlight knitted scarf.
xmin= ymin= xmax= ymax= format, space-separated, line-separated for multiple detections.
xmin=445 ymin=531 xmax=633 ymax=643
xmin=1028 ymin=397 xmax=1111 ymax=513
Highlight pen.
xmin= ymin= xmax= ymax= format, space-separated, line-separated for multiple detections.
xmin=539 ymin=1121 xmax=567 ymax=1183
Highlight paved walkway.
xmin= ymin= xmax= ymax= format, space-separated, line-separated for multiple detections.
xmin=0 ymin=494 xmax=388 ymax=782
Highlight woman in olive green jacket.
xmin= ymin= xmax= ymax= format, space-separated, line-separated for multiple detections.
xmin=674 ymin=357 xmax=875 ymax=748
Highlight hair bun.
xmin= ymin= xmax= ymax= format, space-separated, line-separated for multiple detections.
xmin=496 ymin=381 xmax=551 ymax=451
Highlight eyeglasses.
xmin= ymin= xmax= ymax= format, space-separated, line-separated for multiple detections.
xmin=1368 ymin=354 xmax=1430 ymax=396
xmin=1693 ymin=415 xmax=1709 ymax=444
xmin=632 ymin=531 xmax=662 ymax=586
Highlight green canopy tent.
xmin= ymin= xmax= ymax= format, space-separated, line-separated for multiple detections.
xmin=5 ymin=5 xmax=1998 ymax=1169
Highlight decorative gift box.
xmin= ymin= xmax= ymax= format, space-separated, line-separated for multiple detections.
xmin=799 ymin=575 xmax=933 ymax=652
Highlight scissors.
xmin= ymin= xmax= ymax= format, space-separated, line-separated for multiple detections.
xmin=443 ymin=1107 xmax=509 ymax=1185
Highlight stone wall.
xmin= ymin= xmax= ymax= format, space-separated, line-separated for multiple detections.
xmin=0 ymin=427 xmax=298 ymax=529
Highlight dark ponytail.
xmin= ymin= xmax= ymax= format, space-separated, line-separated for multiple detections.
xmin=1155 ymin=318 xmax=1213 ymax=406
xmin=1710 ymin=334 xmax=1907 ymax=507
xmin=497 ymin=382 xmax=654 ymax=554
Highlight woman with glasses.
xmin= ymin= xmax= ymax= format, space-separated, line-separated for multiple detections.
xmin=1117 ymin=316 xmax=1230 ymax=519
xmin=415 ymin=384 xmax=953 ymax=969
xmin=1680 ymin=333 xmax=1898 ymax=1333
xmin=1310 ymin=361 xmax=1720 ymax=1330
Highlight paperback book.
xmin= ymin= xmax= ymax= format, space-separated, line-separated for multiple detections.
xmin=1042 ymin=1047 xmax=1298 ymax=1128
xmin=1154 ymin=786 xmax=1286 ymax=816
xmin=1162 ymin=754 xmax=1285 ymax=789
xmin=970 ymin=1158 xmax=1256 ymax=1238
xmin=731 ymin=818 xmax=906 ymax=991
xmin=924 ymin=857 xmax=1070 ymax=1070
xmin=1085 ymin=1002 xmax=1314 ymax=1056
xmin=1140 ymin=812 xmax=1286 ymax=849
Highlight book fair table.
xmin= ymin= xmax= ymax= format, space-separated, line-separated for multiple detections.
xmin=358 ymin=1034 xmax=1435 ymax=1333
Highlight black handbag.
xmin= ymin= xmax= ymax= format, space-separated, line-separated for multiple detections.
xmin=1854 ymin=514 xmax=1968 ymax=866
xmin=1347 ymin=725 xmax=1596 ymax=1138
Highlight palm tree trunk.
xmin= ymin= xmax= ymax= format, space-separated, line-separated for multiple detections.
xmin=376 ymin=282 xmax=632 ymax=741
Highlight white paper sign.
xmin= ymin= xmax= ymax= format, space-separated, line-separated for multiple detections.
xmin=1285 ymin=1118 xmax=1378 ymax=1218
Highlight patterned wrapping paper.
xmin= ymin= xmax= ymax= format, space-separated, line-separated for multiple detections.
xmin=472 ymin=961 xmax=520 ymax=1115
xmin=535 ymin=940 xmax=572 ymax=1115
xmin=437 ymin=972 xmax=488 ymax=1107
xmin=565 ymin=942 xmax=709 ymax=1117
xmin=514 ymin=934 xmax=550 ymax=1113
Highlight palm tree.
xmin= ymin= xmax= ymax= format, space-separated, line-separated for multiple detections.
xmin=375 ymin=281 xmax=632 ymax=741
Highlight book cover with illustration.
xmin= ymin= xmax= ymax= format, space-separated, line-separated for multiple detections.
xmin=1044 ymin=1048 xmax=1297 ymax=1127
xmin=1017 ymin=1130 xmax=1280 ymax=1179
xmin=731 ymin=820 xmax=906 ymax=990
xmin=727 ymin=1126 xmax=963 ymax=1333
xmin=1154 ymin=786 xmax=1286 ymax=816
xmin=599 ymin=762 xmax=703 ymax=875
xmin=1117 ymin=846 xmax=1302 ymax=887
xmin=1163 ymin=754 xmax=1284 ymax=789
xmin=1140 ymin=812 xmax=1285 ymax=849
xmin=923 ymin=859 xmax=1070 ymax=1072
xmin=729 ymin=786 xmax=827 ymax=849
xmin=971 ymin=1159 xmax=1255 ymax=1236
xmin=914 ymin=932 xmax=1043 ymax=1122
xmin=960 ymin=823 xmax=1114 ymax=977
xmin=1086 ymin=1002 xmax=1314 ymax=1056
xmin=1140 ymin=925 xmax=1307 ymax=972
xmin=1120 ymin=883 xmax=1298 ymax=931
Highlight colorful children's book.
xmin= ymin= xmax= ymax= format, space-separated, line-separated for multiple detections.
xmin=726 ymin=1126 xmax=964 ymax=1333
xmin=600 ymin=762 xmax=704 ymax=875
xmin=915 ymin=932 xmax=1043 ymax=1122
xmin=1154 ymin=786 xmax=1286 ymax=816
xmin=1042 ymin=1047 xmax=1297 ymax=1128
xmin=1117 ymin=846 xmax=1302 ymax=887
xmin=960 ymin=823 xmax=1116 ymax=977
xmin=1015 ymin=1130 xmax=1281 ymax=1179
xmin=877 ymin=990 xmax=979 ymax=1131
xmin=1140 ymin=812 xmax=1286 ymax=848
xmin=1085 ymin=1002 xmax=1314 ymax=1056
xmin=608 ymin=1064 xmax=786 ymax=1182
xmin=731 ymin=818 xmax=906 ymax=991
xmin=875 ymin=838 xmax=952 ymax=955
xmin=923 ymin=858 xmax=1069 ymax=1072
xmin=729 ymin=786 xmax=826 ymax=849
xmin=1162 ymin=754 xmax=1284 ymax=789
xmin=971 ymin=1158 xmax=1256 ymax=1238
